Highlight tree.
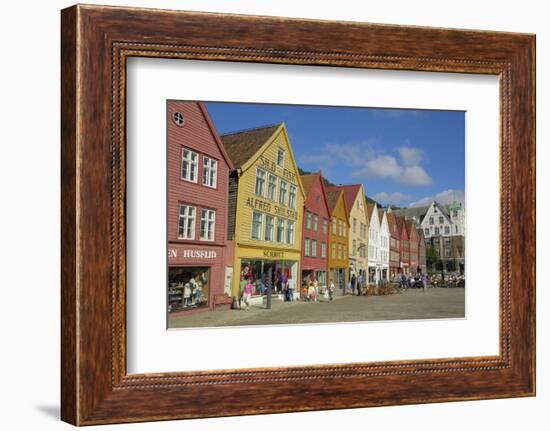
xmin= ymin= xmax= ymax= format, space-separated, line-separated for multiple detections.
xmin=426 ymin=245 xmax=439 ymax=270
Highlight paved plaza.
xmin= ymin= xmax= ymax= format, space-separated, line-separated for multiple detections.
xmin=168 ymin=287 xmax=465 ymax=329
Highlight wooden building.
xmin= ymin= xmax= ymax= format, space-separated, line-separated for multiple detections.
xmin=221 ymin=123 xmax=305 ymax=299
xmin=325 ymin=187 xmax=350 ymax=294
xmin=330 ymin=185 xmax=369 ymax=284
xmin=386 ymin=211 xmax=401 ymax=281
xmin=397 ymin=215 xmax=410 ymax=275
xmin=300 ymin=172 xmax=330 ymax=291
xmin=166 ymin=101 xmax=234 ymax=313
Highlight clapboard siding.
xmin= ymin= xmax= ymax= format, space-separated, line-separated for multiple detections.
xmin=167 ymin=102 xmax=230 ymax=246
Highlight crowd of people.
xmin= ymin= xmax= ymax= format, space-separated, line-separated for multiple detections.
xmin=393 ymin=271 xmax=465 ymax=290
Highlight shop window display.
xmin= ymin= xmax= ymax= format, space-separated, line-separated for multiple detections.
xmin=168 ymin=267 xmax=210 ymax=312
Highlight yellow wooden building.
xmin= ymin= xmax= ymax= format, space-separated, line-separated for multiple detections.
xmin=221 ymin=123 xmax=305 ymax=298
xmin=325 ymin=187 xmax=350 ymax=294
xmin=330 ymin=184 xmax=369 ymax=282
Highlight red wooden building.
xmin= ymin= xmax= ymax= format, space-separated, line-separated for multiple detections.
xmin=397 ymin=215 xmax=410 ymax=275
xmin=300 ymin=172 xmax=330 ymax=289
xmin=407 ymin=219 xmax=420 ymax=274
xmin=166 ymin=101 xmax=234 ymax=315
xmin=386 ymin=212 xmax=401 ymax=280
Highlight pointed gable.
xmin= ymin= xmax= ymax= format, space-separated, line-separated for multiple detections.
xmin=330 ymin=184 xmax=363 ymax=212
xmin=300 ymin=172 xmax=330 ymax=217
xmin=220 ymin=124 xmax=280 ymax=169
xmin=326 ymin=187 xmax=349 ymax=220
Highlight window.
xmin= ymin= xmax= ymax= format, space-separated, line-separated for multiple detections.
xmin=279 ymin=180 xmax=288 ymax=205
xmin=289 ymin=184 xmax=297 ymax=209
xmin=444 ymin=226 xmax=450 ymax=235
xmin=434 ymin=227 xmax=440 ymax=235
xmin=267 ymin=174 xmax=277 ymax=200
xmin=453 ymin=210 xmax=458 ymax=217
xmin=338 ymin=220 xmax=343 ymax=236
xmin=338 ymin=245 xmax=342 ymax=259
xmin=202 ymin=157 xmax=217 ymax=188
xmin=439 ymin=216 xmax=444 ymax=224
xmin=178 ymin=205 xmax=196 ymax=239
xmin=181 ymin=148 xmax=198 ymax=182
xmin=251 ymin=211 xmax=263 ymax=240
xmin=255 ymin=169 xmax=266 ymax=196
xmin=286 ymin=220 xmax=295 ymax=245
xmin=332 ymin=243 xmax=336 ymax=258
xmin=322 ymin=219 xmax=328 ymax=235
xmin=321 ymin=242 xmax=327 ymax=258
xmin=313 ymin=214 xmax=318 ymax=231
xmin=200 ymin=209 xmax=215 ymax=241
xmin=277 ymin=148 xmax=285 ymax=167
xmin=353 ymin=218 xmax=357 ymax=233
xmin=173 ymin=111 xmax=184 ymax=126
xmin=352 ymin=239 xmax=357 ymax=255
xmin=343 ymin=246 xmax=346 ymax=259
xmin=311 ymin=240 xmax=318 ymax=257
xmin=445 ymin=249 xmax=452 ymax=258
xmin=358 ymin=199 xmax=363 ymax=209
xmin=343 ymin=222 xmax=346 ymax=237
xmin=304 ymin=238 xmax=311 ymax=257
xmin=429 ymin=217 xmax=434 ymax=225
xmin=455 ymin=225 xmax=459 ymax=233
xmin=425 ymin=228 xmax=430 ymax=236
xmin=332 ymin=217 xmax=337 ymax=234
xmin=264 ymin=215 xmax=274 ymax=241
xmin=306 ymin=211 xmax=312 ymax=229
xmin=276 ymin=218 xmax=285 ymax=242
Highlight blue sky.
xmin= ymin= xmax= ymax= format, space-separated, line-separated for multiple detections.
xmin=205 ymin=102 xmax=465 ymax=208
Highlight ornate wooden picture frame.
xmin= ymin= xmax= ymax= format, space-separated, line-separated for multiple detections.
xmin=61 ymin=4 xmax=535 ymax=425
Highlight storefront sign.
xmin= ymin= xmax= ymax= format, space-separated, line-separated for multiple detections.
xmin=168 ymin=248 xmax=217 ymax=259
xmin=263 ymin=250 xmax=284 ymax=259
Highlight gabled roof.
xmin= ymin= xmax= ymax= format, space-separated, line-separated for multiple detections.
xmin=329 ymin=184 xmax=363 ymax=213
xmin=300 ymin=172 xmax=330 ymax=216
xmin=387 ymin=212 xmax=399 ymax=234
xmin=220 ymin=124 xmax=281 ymax=169
xmin=366 ymin=202 xmax=377 ymax=222
xmin=325 ymin=187 xmax=349 ymax=220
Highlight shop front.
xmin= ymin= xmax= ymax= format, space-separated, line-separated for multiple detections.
xmin=167 ymin=244 xmax=230 ymax=313
xmin=235 ymin=248 xmax=300 ymax=302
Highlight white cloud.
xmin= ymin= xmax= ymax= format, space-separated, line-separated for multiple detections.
xmin=408 ymin=189 xmax=465 ymax=208
xmin=398 ymin=146 xmax=423 ymax=167
xmin=401 ymin=166 xmax=432 ymax=185
xmin=373 ymin=191 xmax=411 ymax=205
xmin=299 ymin=140 xmax=433 ymax=187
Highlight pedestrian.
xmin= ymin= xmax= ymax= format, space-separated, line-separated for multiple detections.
xmin=422 ymin=273 xmax=428 ymax=292
xmin=328 ymin=279 xmax=335 ymax=301
xmin=242 ymin=278 xmax=254 ymax=310
xmin=351 ymin=273 xmax=357 ymax=296
xmin=287 ymin=276 xmax=294 ymax=301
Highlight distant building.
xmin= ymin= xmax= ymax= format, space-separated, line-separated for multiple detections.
xmin=378 ymin=209 xmax=390 ymax=281
xmin=386 ymin=212 xmax=402 ymax=280
xmin=398 ymin=200 xmax=466 ymax=272
xmin=326 ymin=188 xmax=350 ymax=294
xmin=367 ymin=203 xmax=382 ymax=282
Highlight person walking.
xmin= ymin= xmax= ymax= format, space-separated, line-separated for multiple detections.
xmin=287 ymin=276 xmax=295 ymax=301
xmin=328 ymin=279 xmax=335 ymax=301
xmin=351 ymin=273 xmax=357 ymax=296
xmin=242 ymin=278 xmax=254 ymax=310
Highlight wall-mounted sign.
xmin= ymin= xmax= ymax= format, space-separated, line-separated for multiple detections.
xmin=263 ymin=250 xmax=284 ymax=259
xmin=168 ymin=248 xmax=218 ymax=259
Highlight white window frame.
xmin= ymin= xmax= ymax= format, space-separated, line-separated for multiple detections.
xmin=304 ymin=238 xmax=310 ymax=257
xmin=181 ymin=148 xmax=198 ymax=183
xmin=202 ymin=156 xmax=218 ymax=188
xmin=286 ymin=220 xmax=295 ymax=245
xmin=251 ymin=211 xmax=263 ymax=240
xmin=255 ymin=168 xmax=266 ymax=197
xmin=265 ymin=215 xmax=275 ymax=241
xmin=267 ymin=174 xmax=277 ymax=201
xmin=276 ymin=218 xmax=285 ymax=243
xmin=321 ymin=242 xmax=327 ymax=258
xmin=306 ymin=211 xmax=312 ymax=229
xmin=322 ymin=219 xmax=328 ymax=235
xmin=277 ymin=148 xmax=285 ymax=167
xmin=313 ymin=214 xmax=318 ymax=231
xmin=279 ymin=180 xmax=288 ymax=205
xmin=200 ymin=208 xmax=216 ymax=241
xmin=177 ymin=204 xmax=196 ymax=240
xmin=311 ymin=239 xmax=318 ymax=257
xmin=289 ymin=184 xmax=297 ymax=209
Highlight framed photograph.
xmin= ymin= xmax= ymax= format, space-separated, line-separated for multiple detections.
xmin=61 ymin=4 xmax=535 ymax=425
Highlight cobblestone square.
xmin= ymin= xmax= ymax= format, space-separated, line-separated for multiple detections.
xmin=168 ymin=287 xmax=465 ymax=329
